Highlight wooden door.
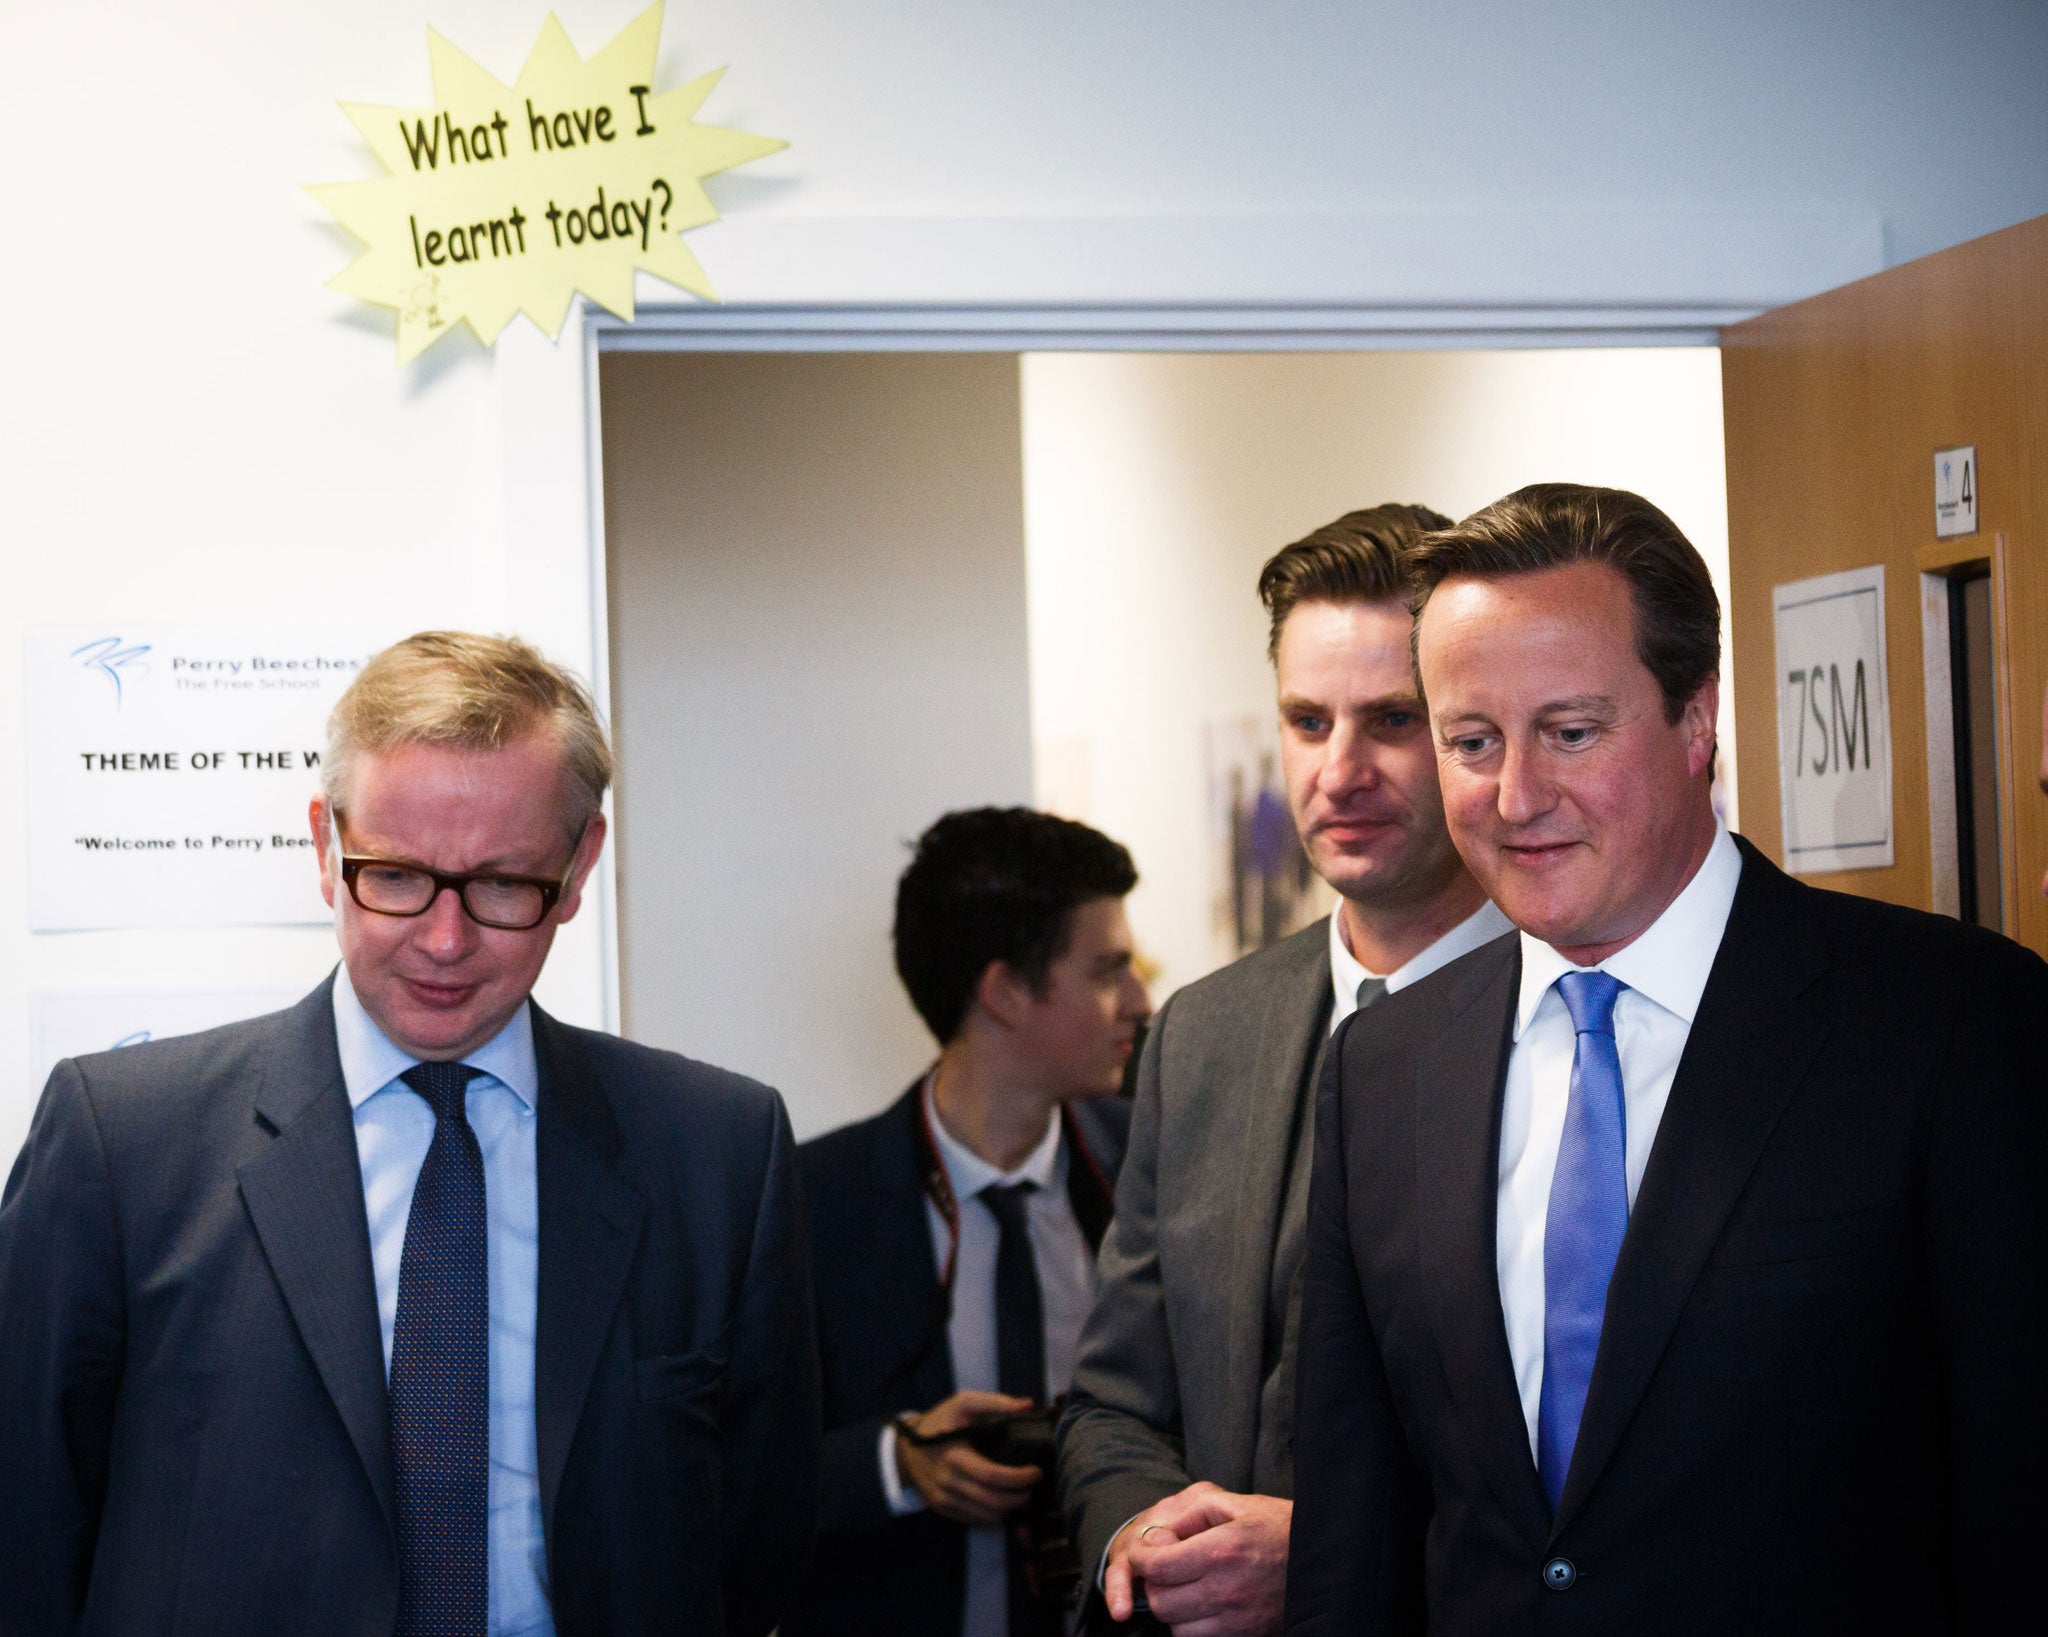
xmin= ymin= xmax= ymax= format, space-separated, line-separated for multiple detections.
xmin=1722 ymin=213 xmax=2047 ymax=958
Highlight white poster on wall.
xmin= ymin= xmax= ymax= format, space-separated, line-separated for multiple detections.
xmin=1772 ymin=565 xmax=1894 ymax=875
xmin=24 ymin=627 xmax=393 ymax=930
xmin=31 ymin=987 xmax=308 ymax=1092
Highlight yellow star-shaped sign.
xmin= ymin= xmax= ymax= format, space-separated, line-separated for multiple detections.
xmin=309 ymin=4 xmax=785 ymax=360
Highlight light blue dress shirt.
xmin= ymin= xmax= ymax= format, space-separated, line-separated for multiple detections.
xmin=333 ymin=967 xmax=554 ymax=1637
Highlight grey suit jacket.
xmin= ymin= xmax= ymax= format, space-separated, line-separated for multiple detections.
xmin=1057 ymin=920 xmax=1332 ymax=1577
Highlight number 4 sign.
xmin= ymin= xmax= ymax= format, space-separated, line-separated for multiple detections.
xmin=1935 ymin=445 xmax=1978 ymax=538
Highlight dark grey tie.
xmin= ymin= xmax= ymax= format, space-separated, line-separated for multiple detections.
xmin=1355 ymin=976 xmax=1388 ymax=1013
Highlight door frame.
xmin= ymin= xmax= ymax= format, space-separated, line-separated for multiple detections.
xmin=505 ymin=289 xmax=1811 ymax=1033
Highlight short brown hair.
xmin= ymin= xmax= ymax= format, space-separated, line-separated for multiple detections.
xmin=324 ymin=631 xmax=612 ymax=836
xmin=1257 ymin=503 xmax=1454 ymax=660
xmin=1408 ymin=483 xmax=1719 ymax=722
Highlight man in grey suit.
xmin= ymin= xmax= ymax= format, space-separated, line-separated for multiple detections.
xmin=1058 ymin=508 xmax=1511 ymax=1634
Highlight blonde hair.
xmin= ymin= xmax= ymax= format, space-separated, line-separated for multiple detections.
xmin=324 ymin=631 xmax=612 ymax=835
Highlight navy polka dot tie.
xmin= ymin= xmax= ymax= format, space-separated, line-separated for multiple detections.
xmin=391 ymin=1061 xmax=488 ymax=1637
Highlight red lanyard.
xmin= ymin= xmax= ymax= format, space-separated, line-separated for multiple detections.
xmin=914 ymin=1071 xmax=1115 ymax=1295
xmin=913 ymin=1072 xmax=968 ymax=1292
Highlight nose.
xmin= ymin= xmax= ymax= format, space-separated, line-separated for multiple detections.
xmin=1495 ymin=736 xmax=1554 ymax=827
xmin=1319 ymin=719 xmax=1381 ymax=799
xmin=1120 ymin=968 xmax=1152 ymax=1023
xmin=413 ymin=882 xmax=478 ymax=962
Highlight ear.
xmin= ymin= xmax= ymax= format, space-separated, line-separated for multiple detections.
xmin=1680 ymin=676 xmax=1720 ymax=780
xmin=308 ymin=794 xmax=337 ymax=910
xmin=552 ymin=813 xmax=609 ymax=925
xmin=973 ymin=958 xmax=1034 ymax=1033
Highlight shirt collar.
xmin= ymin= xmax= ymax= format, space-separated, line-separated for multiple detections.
xmin=331 ymin=962 xmax=539 ymax=1113
xmin=1513 ymin=820 xmax=1744 ymax=1041
xmin=1329 ymin=898 xmax=1516 ymax=1029
xmin=921 ymin=1072 xmax=1065 ymax=1202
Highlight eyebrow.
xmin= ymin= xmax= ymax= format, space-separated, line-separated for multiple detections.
xmin=1278 ymin=691 xmax=1424 ymax=714
xmin=1535 ymin=694 xmax=1619 ymax=717
xmin=346 ymin=841 xmax=552 ymax=876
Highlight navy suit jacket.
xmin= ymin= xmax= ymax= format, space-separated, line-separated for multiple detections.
xmin=1286 ymin=841 xmax=2048 ymax=1635
xmin=0 ymin=977 xmax=820 ymax=1637
xmin=785 ymin=1083 xmax=1129 ymax=1637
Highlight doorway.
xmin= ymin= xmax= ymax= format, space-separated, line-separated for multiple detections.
xmin=600 ymin=345 xmax=1730 ymax=1138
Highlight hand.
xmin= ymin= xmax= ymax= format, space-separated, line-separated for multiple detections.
xmin=894 ymin=1390 xmax=1042 ymax=1526
xmin=1104 ymin=1482 xmax=1292 ymax=1636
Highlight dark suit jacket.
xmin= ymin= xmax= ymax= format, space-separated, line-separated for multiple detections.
xmin=0 ymin=977 xmax=820 ymax=1637
xmin=1287 ymin=840 xmax=2048 ymax=1636
xmin=784 ymin=1083 xmax=1129 ymax=1637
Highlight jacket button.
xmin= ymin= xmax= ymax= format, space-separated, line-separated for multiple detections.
xmin=1543 ymin=1557 xmax=1577 ymax=1591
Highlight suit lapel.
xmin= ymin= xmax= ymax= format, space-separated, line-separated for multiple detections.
xmin=1415 ymin=936 xmax=1553 ymax=1548
xmin=1061 ymin=1102 xmax=1117 ymax=1253
xmin=1553 ymin=844 xmax=1832 ymax=1529
xmin=1218 ymin=925 xmax=1332 ymax=1486
xmin=238 ymin=979 xmax=397 ymax=1535
xmin=887 ymin=1081 xmax=953 ymax=1399
xmin=532 ymin=1006 xmax=648 ymax=1543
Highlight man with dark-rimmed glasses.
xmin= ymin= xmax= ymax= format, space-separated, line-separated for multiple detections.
xmin=0 ymin=630 xmax=819 ymax=1636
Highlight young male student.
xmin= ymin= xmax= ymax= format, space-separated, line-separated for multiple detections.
xmin=1057 ymin=507 xmax=1511 ymax=1635
xmin=0 ymin=631 xmax=818 ymax=1636
xmin=790 ymin=807 xmax=1153 ymax=1637
xmin=1287 ymin=484 xmax=2048 ymax=1635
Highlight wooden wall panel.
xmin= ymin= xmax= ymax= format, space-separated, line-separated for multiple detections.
xmin=1723 ymin=214 xmax=2047 ymax=958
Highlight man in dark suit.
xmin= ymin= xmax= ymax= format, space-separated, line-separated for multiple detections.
xmin=787 ymin=808 xmax=1149 ymax=1637
xmin=1059 ymin=506 xmax=1510 ymax=1637
xmin=1287 ymin=484 xmax=2048 ymax=1635
xmin=0 ymin=631 xmax=818 ymax=1637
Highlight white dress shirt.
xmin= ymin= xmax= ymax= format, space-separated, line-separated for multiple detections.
xmin=1327 ymin=898 xmax=1515 ymax=1030
xmin=333 ymin=967 xmax=554 ymax=1637
xmin=1496 ymin=823 xmax=1743 ymax=1459
xmin=879 ymin=1077 xmax=1100 ymax=1637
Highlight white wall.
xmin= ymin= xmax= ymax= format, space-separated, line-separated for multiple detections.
xmin=601 ymin=353 xmax=1034 ymax=1140
xmin=4 ymin=0 xmax=2045 ymax=1157
xmin=1022 ymin=350 xmax=1730 ymax=999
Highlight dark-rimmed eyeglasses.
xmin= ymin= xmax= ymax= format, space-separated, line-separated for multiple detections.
xmin=332 ymin=816 xmax=584 ymax=931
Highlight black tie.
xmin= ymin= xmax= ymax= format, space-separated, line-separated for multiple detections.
xmin=981 ymin=1180 xmax=1057 ymax=1637
xmin=391 ymin=1061 xmax=489 ymax=1637
xmin=982 ymin=1180 xmax=1045 ymax=1405
xmin=1356 ymin=975 xmax=1388 ymax=1014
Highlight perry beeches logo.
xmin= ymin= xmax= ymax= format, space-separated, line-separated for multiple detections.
xmin=70 ymin=637 xmax=152 ymax=706
xmin=69 ymin=636 xmax=363 ymax=708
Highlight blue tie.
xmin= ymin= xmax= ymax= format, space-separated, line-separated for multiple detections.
xmin=390 ymin=1061 xmax=489 ymax=1637
xmin=1539 ymin=970 xmax=1628 ymax=1514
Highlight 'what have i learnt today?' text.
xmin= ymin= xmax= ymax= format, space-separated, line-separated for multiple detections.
xmin=404 ymin=91 xmax=671 ymax=264
xmin=309 ymin=5 xmax=786 ymax=362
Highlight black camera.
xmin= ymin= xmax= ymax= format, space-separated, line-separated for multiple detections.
xmin=900 ymin=1399 xmax=1081 ymax=1605
xmin=958 ymin=1403 xmax=1059 ymax=1470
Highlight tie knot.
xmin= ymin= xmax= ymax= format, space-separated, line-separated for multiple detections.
xmin=1354 ymin=976 xmax=1389 ymax=1013
xmin=981 ymin=1179 xmax=1036 ymax=1231
xmin=1556 ymin=969 xmax=1624 ymax=1037
xmin=400 ymin=1060 xmax=482 ymax=1124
